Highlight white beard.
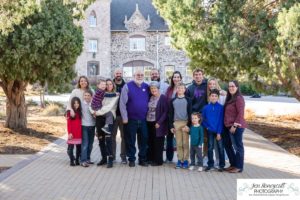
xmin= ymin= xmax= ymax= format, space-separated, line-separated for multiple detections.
xmin=135 ymin=79 xmax=143 ymax=85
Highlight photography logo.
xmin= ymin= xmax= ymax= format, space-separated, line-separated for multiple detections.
xmin=237 ymin=179 xmax=300 ymax=200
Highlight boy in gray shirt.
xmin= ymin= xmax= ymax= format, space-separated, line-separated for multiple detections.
xmin=169 ymin=83 xmax=192 ymax=169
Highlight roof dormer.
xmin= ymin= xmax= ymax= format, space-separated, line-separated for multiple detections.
xmin=124 ymin=4 xmax=151 ymax=33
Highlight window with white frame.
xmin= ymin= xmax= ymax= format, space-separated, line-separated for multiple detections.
xmin=89 ymin=11 xmax=97 ymax=27
xmin=130 ymin=36 xmax=146 ymax=51
xmin=165 ymin=36 xmax=171 ymax=46
xmin=88 ymin=39 xmax=97 ymax=52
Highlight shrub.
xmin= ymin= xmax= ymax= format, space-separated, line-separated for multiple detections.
xmin=245 ymin=109 xmax=256 ymax=121
xmin=42 ymin=104 xmax=64 ymax=116
xmin=240 ymin=82 xmax=257 ymax=95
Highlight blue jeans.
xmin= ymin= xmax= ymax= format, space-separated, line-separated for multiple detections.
xmin=124 ymin=119 xmax=148 ymax=162
xmin=207 ymin=131 xmax=225 ymax=168
xmin=81 ymin=126 xmax=95 ymax=162
xmin=224 ymin=127 xmax=245 ymax=170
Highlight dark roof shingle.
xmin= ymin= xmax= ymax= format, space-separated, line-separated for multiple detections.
xmin=111 ymin=0 xmax=169 ymax=31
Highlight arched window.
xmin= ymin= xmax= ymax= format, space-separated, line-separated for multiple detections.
xmin=88 ymin=11 xmax=97 ymax=27
xmin=123 ymin=60 xmax=154 ymax=81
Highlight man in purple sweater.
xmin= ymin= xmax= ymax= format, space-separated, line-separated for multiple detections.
xmin=120 ymin=70 xmax=150 ymax=167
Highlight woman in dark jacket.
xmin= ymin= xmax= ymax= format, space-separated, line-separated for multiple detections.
xmin=223 ymin=80 xmax=247 ymax=173
xmin=147 ymin=81 xmax=169 ymax=166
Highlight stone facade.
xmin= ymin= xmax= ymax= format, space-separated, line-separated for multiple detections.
xmin=74 ymin=0 xmax=111 ymax=78
xmin=74 ymin=0 xmax=191 ymax=83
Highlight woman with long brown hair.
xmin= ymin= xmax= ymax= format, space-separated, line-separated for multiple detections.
xmin=223 ymin=80 xmax=247 ymax=173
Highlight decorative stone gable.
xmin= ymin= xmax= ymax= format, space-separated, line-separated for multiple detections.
xmin=124 ymin=4 xmax=151 ymax=33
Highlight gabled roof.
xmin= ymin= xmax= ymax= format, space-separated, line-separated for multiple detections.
xmin=111 ymin=0 xmax=169 ymax=31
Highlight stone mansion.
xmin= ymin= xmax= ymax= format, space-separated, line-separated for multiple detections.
xmin=75 ymin=0 xmax=191 ymax=82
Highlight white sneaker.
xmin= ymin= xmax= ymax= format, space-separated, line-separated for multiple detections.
xmin=198 ymin=167 xmax=203 ymax=172
xmin=189 ymin=166 xmax=195 ymax=171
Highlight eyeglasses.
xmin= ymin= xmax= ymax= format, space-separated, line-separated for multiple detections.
xmin=228 ymin=85 xmax=236 ymax=88
xmin=136 ymin=74 xmax=144 ymax=76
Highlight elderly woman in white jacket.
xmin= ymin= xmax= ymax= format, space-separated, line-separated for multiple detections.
xmin=90 ymin=79 xmax=119 ymax=168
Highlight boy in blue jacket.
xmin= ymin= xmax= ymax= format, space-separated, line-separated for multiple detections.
xmin=202 ymin=89 xmax=225 ymax=172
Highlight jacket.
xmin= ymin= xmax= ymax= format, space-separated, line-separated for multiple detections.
xmin=202 ymin=102 xmax=224 ymax=135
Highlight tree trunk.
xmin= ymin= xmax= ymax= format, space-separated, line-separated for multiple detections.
xmin=0 ymin=79 xmax=28 ymax=129
xmin=40 ymin=89 xmax=45 ymax=108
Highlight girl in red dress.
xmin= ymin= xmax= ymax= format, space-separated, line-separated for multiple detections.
xmin=67 ymin=97 xmax=82 ymax=166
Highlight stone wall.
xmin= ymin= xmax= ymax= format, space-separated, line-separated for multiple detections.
xmin=111 ymin=31 xmax=191 ymax=82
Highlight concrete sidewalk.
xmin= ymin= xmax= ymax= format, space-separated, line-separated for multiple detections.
xmin=0 ymin=129 xmax=299 ymax=200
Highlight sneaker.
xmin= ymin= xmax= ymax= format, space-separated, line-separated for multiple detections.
xmin=182 ymin=160 xmax=189 ymax=169
xmin=121 ymin=159 xmax=128 ymax=164
xmin=218 ymin=167 xmax=224 ymax=172
xmin=198 ymin=167 xmax=203 ymax=172
xmin=81 ymin=162 xmax=89 ymax=167
xmin=175 ymin=160 xmax=182 ymax=169
xmin=86 ymin=160 xmax=94 ymax=165
xmin=189 ymin=165 xmax=195 ymax=171
xmin=101 ymin=126 xmax=111 ymax=134
xmin=129 ymin=161 xmax=135 ymax=167
xmin=205 ymin=167 xmax=212 ymax=172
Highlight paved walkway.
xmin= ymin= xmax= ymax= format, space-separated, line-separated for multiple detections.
xmin=0 ymin=155 xmax=32 ymax=167
xmin=0 ymin=129 xmax=299 ymax=200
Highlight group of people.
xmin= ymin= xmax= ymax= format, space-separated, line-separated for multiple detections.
xmin=66 ymin=68 xmax=246 ymax=173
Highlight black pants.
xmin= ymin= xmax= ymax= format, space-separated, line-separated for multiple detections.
xmin=67 ymin=144 xmax=81 ymax=162
xmin=147 ymin=122 xmax=164 ymax=165
xmin=166 ymin=131 xmax=174 ymax=161
xmin=96 ymin=116 xmax=113 ymax=159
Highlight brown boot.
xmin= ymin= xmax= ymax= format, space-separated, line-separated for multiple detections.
xmin=229 ymin=168 xmax=243 ymax=173
xmin=225 ymin=166 xmax=235 ymax=171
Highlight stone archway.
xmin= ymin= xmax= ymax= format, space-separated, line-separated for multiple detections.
xmin=122 ymin=60 xmax=154 ymax=81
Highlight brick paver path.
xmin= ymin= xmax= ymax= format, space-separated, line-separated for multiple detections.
xmin=0 ymin=129 xmax=299 ymax=200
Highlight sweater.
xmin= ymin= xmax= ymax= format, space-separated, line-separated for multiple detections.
xmin=91 ymin=89 xmax=117 ymax=111
xmin=186 ymin=80 xmax=208 ymax=113
xmin=90 ymin=93 xmax=119 ymax=119
xmin=169 ymin=96 xmax=192 ymax=128
xmin=202 ymin=102 xmax=224 ymax=135
xmin=224 ymin=95 xmax=247 ymax=128
xmin=81 ymin=101 xmax=95 ymax=126
xmin=190 ymin=125 xmax=204 ymax=146
xmin=66 ymin=111 xmax=82 ymax=144
xmin=120 ymin=81 xmax=150 ymax=121
xmin=91 ymin=89 xmax=105 ymax=111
